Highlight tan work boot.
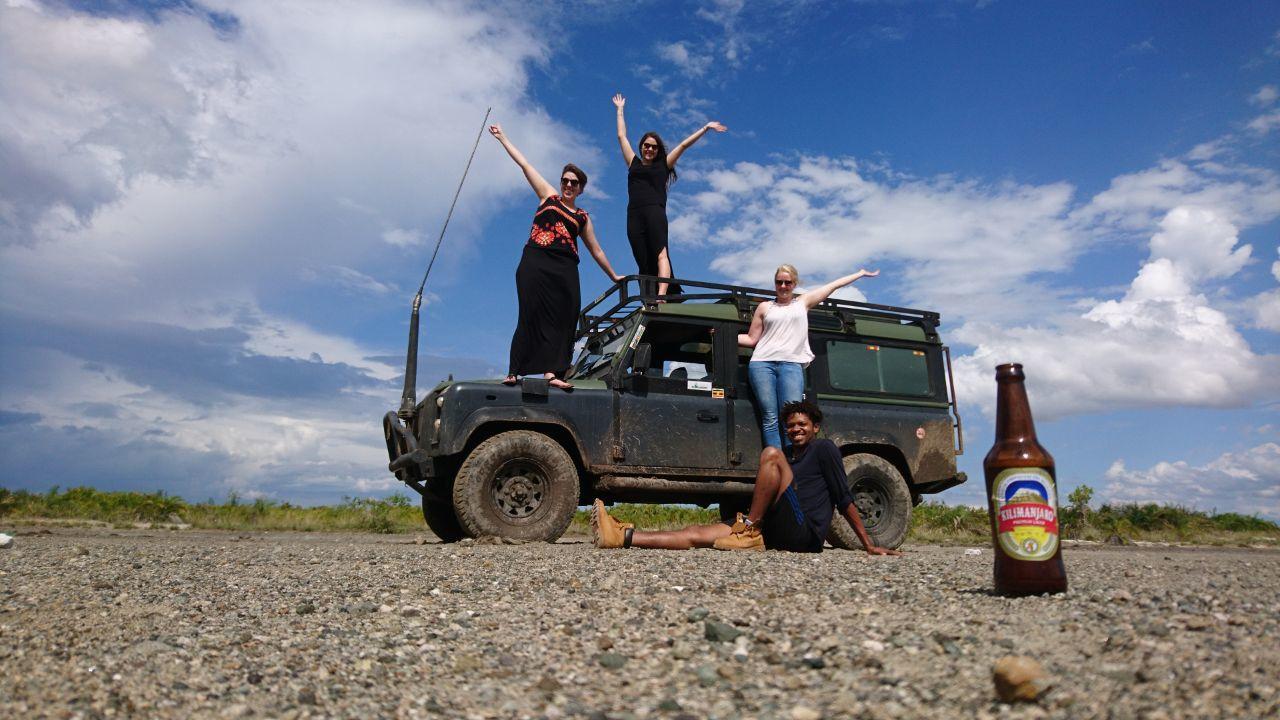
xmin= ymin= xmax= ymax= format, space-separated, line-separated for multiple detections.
xmin=591 ymin=499 xmax=634 ymax=549
xmin=713 ymin=513 xmax=764 ymax=551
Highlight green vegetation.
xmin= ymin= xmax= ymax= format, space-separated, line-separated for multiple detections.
xmin=0 ymin=486 xmax=420 ymax=534
xmin=2 ymin=484 xmax=1277 ymax=545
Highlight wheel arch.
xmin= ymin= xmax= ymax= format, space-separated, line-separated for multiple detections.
xmin=836 ymin=442 xmax=912 ymax=486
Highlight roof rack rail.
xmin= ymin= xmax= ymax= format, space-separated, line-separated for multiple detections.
xmin=578 ymin=275 xmax=940 ymax=341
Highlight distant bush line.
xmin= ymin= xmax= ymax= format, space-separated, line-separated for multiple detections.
xmin=1 ymin=485 xmax=1276 ymax=545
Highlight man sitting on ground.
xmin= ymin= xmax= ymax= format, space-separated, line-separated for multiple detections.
xmin=591 ymin=400 xmax=902 ymax=555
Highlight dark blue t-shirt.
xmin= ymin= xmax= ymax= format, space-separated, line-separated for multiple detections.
xmin=788 ymin=439 xmax=856 ymax=540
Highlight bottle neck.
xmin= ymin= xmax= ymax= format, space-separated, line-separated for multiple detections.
xmin=994 ymin=377 xmax=1039 ymax=443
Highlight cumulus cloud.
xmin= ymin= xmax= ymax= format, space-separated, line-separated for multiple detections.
xmin=1247 ymin=246 xmax=1280 ymax=332
xmin=1102 ymin=443 xmax=1280 ymax=519
xmin=656 ymin=41 xmax=713 ymax=78
xmin=0 ymin=0 xmax=584 ymax=502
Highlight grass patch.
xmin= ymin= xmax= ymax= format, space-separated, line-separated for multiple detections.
xmin=3 ymin=485 xmax=1277 ymax=545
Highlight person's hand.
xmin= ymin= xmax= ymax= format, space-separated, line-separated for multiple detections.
xmin=859 ymin=269 xmax=880 ymax=279
xmin=488 ymin=124 xmax=504 ymax=140
xmin=610 ymin=272 xmax=623 ymax=283
xmin=613 ymin=93 xmax=625 ymax=109
xmin=706 ymin=121 xmax=727 ymax=132
xmin=866 ymin=546 xmax=902 ymax=556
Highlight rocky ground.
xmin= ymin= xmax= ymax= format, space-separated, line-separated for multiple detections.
xmin=1 ymin=528 xmax=1277 ymax=720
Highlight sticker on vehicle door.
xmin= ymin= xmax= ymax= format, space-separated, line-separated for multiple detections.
xmin=687 ymin=380 xmax=712 ymax=391
xmin=711 ymin=388 xmax=725 ymax=399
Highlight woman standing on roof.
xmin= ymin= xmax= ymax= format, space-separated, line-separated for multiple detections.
xmin=738 ymin=264 xmax=880 ymax=448
xmin=489 ymin=123 xmax=622 ymax=390
xmin=613 ymin=93 xmax=726 ymax=299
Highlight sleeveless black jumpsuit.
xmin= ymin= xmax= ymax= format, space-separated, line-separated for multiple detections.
xmin=508 ymin=195 xmax=587 ymax=379
xmin=626 ymin=156 xmax=682 ymax=297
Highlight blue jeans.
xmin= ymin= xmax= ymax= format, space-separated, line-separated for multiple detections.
xmin=748 ymin=361 xmax=806 ymax=449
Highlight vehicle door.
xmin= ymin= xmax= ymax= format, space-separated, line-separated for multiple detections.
xmin=618 ymin=317 xmax=728 ymax=469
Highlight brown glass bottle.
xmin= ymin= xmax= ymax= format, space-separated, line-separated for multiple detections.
xmin=983 ymin=363 xmax=1067 ymax=596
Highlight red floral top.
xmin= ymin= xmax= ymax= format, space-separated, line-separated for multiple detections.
xmin=526 ymin=195 xmax=587 ymax=260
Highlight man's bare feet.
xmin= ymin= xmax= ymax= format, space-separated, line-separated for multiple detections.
xmin=502 ymin=375 xmax=518 ymax=386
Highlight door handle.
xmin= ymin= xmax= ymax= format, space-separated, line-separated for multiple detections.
xmin=696 ymin=410 xmax=719 ymax=423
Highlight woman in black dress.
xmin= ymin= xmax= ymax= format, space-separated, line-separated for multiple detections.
xmin=613 ymin=93 xmax=726 ymax=299
xmin=489 ymin=124 xmax=622 ymax=390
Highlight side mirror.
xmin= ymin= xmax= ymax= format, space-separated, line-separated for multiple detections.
xmin=631 ymin=343 xmax=652 ymax=375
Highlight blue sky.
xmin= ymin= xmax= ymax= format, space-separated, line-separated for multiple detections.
xmin=2 ymin=0 xmax=1278 ymax=516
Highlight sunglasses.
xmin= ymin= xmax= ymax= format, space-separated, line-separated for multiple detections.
xmin=640 ymin=143 xmax=659 ymax=150
xmin=560 ymin=177 xmax=581 ymax=187
xmin=775 ymin=279 xmax=795 ymax=286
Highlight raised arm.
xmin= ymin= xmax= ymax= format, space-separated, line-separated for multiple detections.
xmin=802 ymin=269 xmax=880 ymax=309
xmin=613 ymin=94 xmax=636 ymax=167
xmin=580 ymin=216 xmax=622 ymax=283
xmin=489 ymin=124 xmax=555 ymax=200
xmin=667 ymin=121 xmax=727 ymax=167
xmin=737 ymin=301 xmax=768 ymax=347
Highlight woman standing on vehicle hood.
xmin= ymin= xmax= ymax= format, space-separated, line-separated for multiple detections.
xmin=489 ymin=123 xmax=622 ymax=390
xmin=613 ymin=93 xmax=726 ymax=300
xmin=738 ymin=264 xmax=880 ymax=448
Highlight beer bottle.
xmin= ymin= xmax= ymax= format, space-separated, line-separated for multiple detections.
xmin=984 ymin=363 xmax=1067 ymax=596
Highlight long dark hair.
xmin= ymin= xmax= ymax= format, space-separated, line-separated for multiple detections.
xmin=639 ymin=131 xmax=676 ymax=186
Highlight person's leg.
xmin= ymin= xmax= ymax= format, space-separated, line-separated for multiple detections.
xmin=746 ymin=446 xmax=793 ymax=524
xmin=626 ymin=209 xmax=656 ymax=298
xmin=592 ymin=499 xmax=731 ymax=549
xmin=656 ymin=247 xmax=672 ymax=298
xmin=748 ymin=361 xmax=783 ymax=449
xmin=774 ymin=361 xmax=805 ymax=448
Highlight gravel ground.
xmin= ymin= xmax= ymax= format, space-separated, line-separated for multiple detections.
xmin=1 ymin=528 xmax=1277 ymax=720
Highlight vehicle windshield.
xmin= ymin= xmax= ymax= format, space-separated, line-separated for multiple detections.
xmin=570 ymin=319 xmax=634 ymax=379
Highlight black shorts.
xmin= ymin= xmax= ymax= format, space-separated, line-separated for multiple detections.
xmin=758 ymin=485 xmax=823 ymax=553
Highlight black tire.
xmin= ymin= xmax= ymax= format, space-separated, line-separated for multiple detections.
xmin=422 ymin=482 xmax=466 ymax=543
xmin=827 ymin=453 xmax=912 ymax=550
xmin=452 ymin=430 xmax=579 ymax=542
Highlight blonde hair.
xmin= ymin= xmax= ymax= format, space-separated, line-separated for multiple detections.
xmin=774 ymin=264 xmax=800 ymax=286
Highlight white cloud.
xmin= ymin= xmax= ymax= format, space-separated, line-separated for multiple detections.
xmin=656 ymin=41 xmax=712 ymax=78
xmin=1079 ymin=159 xmax=1280 ymax=231
xmin=1247 ymin=246 xmax=1280 ymax=332
xmin=1246 ymin=110 xmax=1280 ymax=134
xmin=0 ymin=0 xmax=587 ymax=502
xmin=1102 ymin=443 xmax=1280 ymax=519
xmin=1250 ymin=84 xmax=1279 ymax=106
xmin=1148 ymin=206 xmax=1250 ymax=279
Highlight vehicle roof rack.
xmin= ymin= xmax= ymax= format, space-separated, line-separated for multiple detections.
xmin=578 ymin=275 xmax=940 ymax=342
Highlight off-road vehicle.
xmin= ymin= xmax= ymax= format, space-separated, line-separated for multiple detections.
xmin=383 ymin=276 xmax=965 ymax=548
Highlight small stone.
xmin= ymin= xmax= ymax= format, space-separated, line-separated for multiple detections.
xmin=861 ymin=639 xmax=886 ymax=653
xmin=378 ymin=604 xmax=394 ymax=613
xmin=219 ymin=703 xmax=251 ymax=719
xmin=790 ymin=706 xmax=822 ymax=720
xmin=1111 ymin=589 xmax=1134 ymax=602
xmin=75 ymin=546 xmax=90 ymax=556
xmin=91 ymin=579 xmax=114 ymax=590
xmin=596 ymin=652 xmax=627 ymax=670
xmin=0 ymin=533 xmax=13 ymax=549
xmin=1184 ymin=616 xmax=1212 ymax=631
xmin=716 ymin=663 xmax=739 ymax=681
xmin=400 ymin=606 xmax=420 ymax=617
xmin=246 ymin=670 xmax=262 ymax=685
xmin=732 ymin=635 xmax=750 ymax=661
xmin=696 ymin=664 xmax=718 ymax=687
xmin=297 ymin=688 xmax=317 ymax=705
xmin=687 ymin=607 xmax=710 ymax=622
xmin=704 ymin=621 xmax=742 ymax=643
xmin=671 ymin=643 xmax=693 ymax=660
xmin=801 ymin=653 xmax=826 ymax=669
xmin=535 ymin=675 xmax=561 ymax=692
xmin=596 ymin=636 xmax=614 ymax=650
xmin=454 ymin=654 xmax=483 ymax=672
xmin=657 ymin=698 xmax=681 ymax=712
xmin=296 ymin=601 xmax=316 ymax=615
xmin=993 ymin=655 xmax=1051 ymax=703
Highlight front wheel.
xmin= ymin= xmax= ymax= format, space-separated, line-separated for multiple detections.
xmin=827 ymin=453 xmax=911 ymax=551
xmin=452 ymin=430 xmax=579 ymax=542
xmin=422 ymin=481 xmax=467 ymax=542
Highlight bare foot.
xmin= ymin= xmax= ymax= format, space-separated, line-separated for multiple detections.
xmin=549 ymin=378 xmax=574 ymax=390
xmin=502 ymin=375 xmax=518 ymax=386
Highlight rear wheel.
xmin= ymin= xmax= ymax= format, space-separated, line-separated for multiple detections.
xmin=452 ymin=430 xmax=579 ymax=542
xmin=827 ymin=453 xmax=911 ymax=550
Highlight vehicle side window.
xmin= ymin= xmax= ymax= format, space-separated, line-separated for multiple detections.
xmin=641 ymin=322 xmax=715 ymax=384
xmin=826 ymin=340 xmax=930 ymax=396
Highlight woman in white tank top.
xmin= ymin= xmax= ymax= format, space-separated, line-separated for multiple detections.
xmin=737 ymin=264 xmax=879 ymax=448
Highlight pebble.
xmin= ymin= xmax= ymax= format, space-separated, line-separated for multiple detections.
xmin=3 ymin=529 xmax=1277 ymax=719
xmin=704 ymin=621 xmax=742 ymax=643
xmin=0 ymin=533 xmax=13 ymax=549
xmin=992 ymin=655 xmax=1051 ymax=703
xmin=596 ymin=652 xmax=627 ymax=670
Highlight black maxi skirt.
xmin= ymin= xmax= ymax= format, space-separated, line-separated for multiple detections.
xmin=509 ymin=245 xmax=580 ymax=378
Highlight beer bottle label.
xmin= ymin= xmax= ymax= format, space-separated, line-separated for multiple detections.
xmin=993 ymin=468 xmax=1059 ymax=561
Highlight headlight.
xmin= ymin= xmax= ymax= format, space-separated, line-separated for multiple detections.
xmin=436 ymin=395 xmax=444 ymax=408
xmin=433 ymin=419 xmax=441 ymax=432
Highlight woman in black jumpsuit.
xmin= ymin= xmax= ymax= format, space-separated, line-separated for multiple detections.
xmin=489 ymin=124 xmax=622 ymax=390
xmin=613 ymin=93 xmax=726 ymax=299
